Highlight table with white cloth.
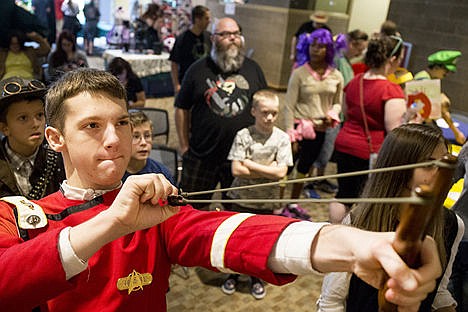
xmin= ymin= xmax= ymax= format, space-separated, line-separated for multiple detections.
xmin=102 ymin=49 xmax=174 ymax=97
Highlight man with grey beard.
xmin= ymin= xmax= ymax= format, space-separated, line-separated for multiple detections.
xmin=175 ymin=17 xmax=267 ymax=210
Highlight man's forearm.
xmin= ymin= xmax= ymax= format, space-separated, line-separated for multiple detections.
xmin=290 ymin=36 xmax=297 ymax=60
xmin=170 ymin=62 xmax=180 ymax=93
xmin=69 ymin=210 xmax=126 ymax=262
xmin=174 ymin=108 xmax=190 ymax=152
xmin=310 ymin=225 xmax=357 ymax=273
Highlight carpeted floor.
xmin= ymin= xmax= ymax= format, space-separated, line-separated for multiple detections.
xmin=167 ymin=267 xmax=326 ymax=311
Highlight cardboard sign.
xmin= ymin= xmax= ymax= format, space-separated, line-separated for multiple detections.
xmin=405 ymin=79 xmax=441 ymax=119
xmin=407 ymin=92 xmax=432 ymax=119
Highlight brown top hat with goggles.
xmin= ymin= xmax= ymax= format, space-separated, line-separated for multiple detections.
xmin=309 ymin=11 xmax=329 ymax=24
xmin=0 ymin=77 xmax=47 ymax=111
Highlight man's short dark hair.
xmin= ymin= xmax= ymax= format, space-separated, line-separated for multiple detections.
xmin=428 ymin=63 xmax=447 ymax=70
xmin=191 ymin=5 xmax=209 ymax=24
xmin=45 ymin=68 xmax=127 ymax=131
xmin=380 ymin=20 xmax=398 ymax=36
xmin=348 ymin=29 xmax=368 ymax=42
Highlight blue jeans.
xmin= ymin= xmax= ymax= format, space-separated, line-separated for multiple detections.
xmin=449 ymin=240 xmax=468 ymax=311
xmin=313 ymin=125 xmax=340 ymax=169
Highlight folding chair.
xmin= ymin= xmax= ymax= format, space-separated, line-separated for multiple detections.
xmin=149 ymin=144 xmax=180 ymax=184
xmin=149 ymin=144 xmax=187 ymax=278
xmin=131 ymin=107 xmax=169 ymax=145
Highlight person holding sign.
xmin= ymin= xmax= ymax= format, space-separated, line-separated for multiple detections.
xmin=414 ymin=50 xmax=466 ymax=145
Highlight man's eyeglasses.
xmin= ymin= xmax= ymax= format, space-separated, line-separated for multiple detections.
xmin=132 ymin=133 xmax=153 ymax=143
xmin=389 ymin=35 xmax=403 ymax=58
xmin=214 ymin=31 xmax=242 ymax=39
xmin=2 ymin=79 xmax=46 ymax=96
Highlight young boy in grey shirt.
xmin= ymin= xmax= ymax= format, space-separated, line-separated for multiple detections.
xmin=222 ymin=90 xmax=293 ymax=299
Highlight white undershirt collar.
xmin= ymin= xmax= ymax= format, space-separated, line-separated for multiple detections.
xmin=60 ymin=180 xmax=122 ymax=201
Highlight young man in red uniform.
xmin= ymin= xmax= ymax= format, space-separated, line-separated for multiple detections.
xmin=0 ymin=68 xmax=442 ymax=311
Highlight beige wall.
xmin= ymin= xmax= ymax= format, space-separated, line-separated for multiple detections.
xmin=347 ymin=0 xmax=391 ymax=34
xmin=192 ymin=0 xmax=207 ymax=6
xmin=206 ymin=2 xmax=290 ymax=88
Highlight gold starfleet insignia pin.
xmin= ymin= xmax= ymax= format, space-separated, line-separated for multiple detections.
xmin=117 ymin=270 xmax=153 ymax=294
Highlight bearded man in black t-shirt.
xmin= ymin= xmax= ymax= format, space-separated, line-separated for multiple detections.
xmin=174 ymin=17 xmax=267 ymax=210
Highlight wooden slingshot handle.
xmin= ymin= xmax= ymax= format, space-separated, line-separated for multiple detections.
xmin=378 ymin=155 xmax=457 ymax=312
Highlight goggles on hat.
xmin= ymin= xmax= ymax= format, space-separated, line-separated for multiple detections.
xmin=389 ymin=35 xmax=403 ymax=58
xmin=2 ymin=79 xmax=46 ymax=97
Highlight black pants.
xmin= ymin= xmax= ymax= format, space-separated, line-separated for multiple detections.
xmin=335 ymin=151 xmax=369 ymax=205
xmin=180 ymin=151 xmax=233 ymax=210
xmin=296 ymin=132 xmax=326 ymax=174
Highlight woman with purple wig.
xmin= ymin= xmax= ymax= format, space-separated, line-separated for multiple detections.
xmin=284 ymin=28 xmax=345 ymax=202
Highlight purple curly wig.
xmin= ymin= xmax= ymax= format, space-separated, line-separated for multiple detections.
xmin=296 ymin=28 xmax=347 ymax=67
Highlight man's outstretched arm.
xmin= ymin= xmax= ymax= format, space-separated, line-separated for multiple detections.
xmin=311 ymin=225 xmax=441 ymax=311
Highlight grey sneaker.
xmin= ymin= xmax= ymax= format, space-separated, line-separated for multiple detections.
xmin=221 ymin=274 xmax=239 ymax=295
xmin=250 ymin=277 xmax=266 ymax=300
xmin=313 ymin=180 xmax=338 ymax=193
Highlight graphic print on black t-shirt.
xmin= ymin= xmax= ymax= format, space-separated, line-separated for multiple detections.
xmin=204 ymin=74 xmax=250 ymax=118
xmin=192 ymin=38 xmax=210 ymax=59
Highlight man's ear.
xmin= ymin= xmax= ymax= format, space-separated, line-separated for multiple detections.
xmin=0 ymin=122 xmax=9 ymax=137
xmin=45 ymin=126 xmax=65 ymax=152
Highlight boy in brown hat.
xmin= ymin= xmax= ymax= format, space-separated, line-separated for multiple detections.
xmin=0 ymin=77 xmax=64 ymax=198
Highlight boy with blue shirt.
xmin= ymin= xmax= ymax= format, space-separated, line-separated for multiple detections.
xmin=122 ymin=111 xmax=175 ymax=184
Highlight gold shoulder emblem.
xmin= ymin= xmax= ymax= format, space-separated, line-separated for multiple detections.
xmin=1 ymin=196 xmax=47 ymax=229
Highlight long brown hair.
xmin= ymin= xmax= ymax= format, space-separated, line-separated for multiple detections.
xmin=51 ymin=30 xmax=77 ymax=67
xmin=351 ymin=124 xmax=448 ymax=267
xmin=108 ymin=57 xmax=139 ymax=81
